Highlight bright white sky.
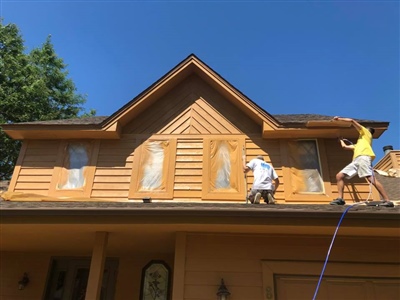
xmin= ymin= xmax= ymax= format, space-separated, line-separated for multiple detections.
xmin=2 ymin=0 xmax=399 ymax=162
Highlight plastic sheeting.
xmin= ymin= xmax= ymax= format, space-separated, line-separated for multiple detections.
xmin=209 ymin=140 xmax=239 ymax=192
xmin=288 ymin=140 xmax=324 ymax=193
xmin=138 ymin=141 xmax=169 ymax=191
xmin=57 ymin=142 xmax=90 ymax=190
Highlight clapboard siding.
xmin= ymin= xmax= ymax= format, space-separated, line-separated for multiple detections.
xmin=323 ymin=139 xmax=377 ymax=201
xmin=10 ymin=135 xmax=377 ymax=203
xmin=183 ymin=234 xmax=314 ymax=300
xmin=376 ymin=157 xmax=393 ymax=172
xmin=91 ymin=136 xmax=136 ymax=199
xmin=396 ymin=151 xmax=400 ymax=168
xmin=12 ymin=140 xmax=58 ymax=195
xmin=123 ymin=77 xmax=195 ymax=134
xmin=123 ymin=75 xmax=260 ymax=136
xmin=193 ymin=76 xmax=260 ymax=134
xmin=182 ymin=233 xmax=400 ymax=300
xmin=173 ymin=139 xmax=203 ymax=200
xmin=19 ymin=168 xmax=54 ymax=176
xmin=244 ymin=138 xmax=284 ymax=201
xmin=374 ymin=150 xmax=400 ymax=172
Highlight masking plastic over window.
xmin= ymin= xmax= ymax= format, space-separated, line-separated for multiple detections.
xmin=209 ymin=140 xmax=239 ymax=192
xmin=138 ymin=141 xmax=169 ymax=191
xmin=58 ymin=142 xmax=90 ymax=190
xmin=288 ymin=140 xmax=324 ymax=193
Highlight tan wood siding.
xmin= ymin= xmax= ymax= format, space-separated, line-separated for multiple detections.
xmin=11 ymin=140 xmax=59 ymax=195
xmin=325 ymin=139 xmax=380 ymax=201
xmin=91 ymin=136 xmax=136 ymax=200
xmin=245 ymin=138 xmax=284 ymax=201
xmin=174 ymin=139 xmax=203 ymax=200
xmin=183 ymin=233 xmax=400 ymax=300
xmin=374 ymin=155 xmax=392 ymax=172
xmin=123 ymin=75 xmax=260 ymax=136
xmin=123 ymin=77 xmax=195 ymax=134
xmin=395 ymin=151 xmax=400 ymax=168
xmin=193 ymin=76 xmax=260 ymax=134
xmin=374 ymin=150 xmax=400 ymax=172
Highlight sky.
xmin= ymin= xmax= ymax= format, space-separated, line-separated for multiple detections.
xmin=1 ymin=0 xmax=399 ymax=162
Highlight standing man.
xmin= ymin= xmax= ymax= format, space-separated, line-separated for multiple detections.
xmin=243 ymin=155 xmax=280 ymax=204
xmin=330 ymin=116 xmax=393 ymax=207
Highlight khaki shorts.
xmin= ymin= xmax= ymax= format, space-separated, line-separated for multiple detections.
xmin=340 ymin=156 xmax=372 ymax=179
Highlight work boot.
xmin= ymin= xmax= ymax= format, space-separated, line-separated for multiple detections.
xmin=254 ymin=192 xmax=261 ymax=204
xmin=267 ymin=192 xmax=276 ymax=205
xmin=330 ymin=198 xmax=345 ymax=205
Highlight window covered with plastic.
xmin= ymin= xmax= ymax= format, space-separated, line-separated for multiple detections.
xmin=288 ymin=140 xmax=324 ymax=193
xmin=138 ymin=141 xmax=169 ymax=191
xmin=57 ymin=142 xmax=90 ymax=190
xmin=209 ymin=140 xmax=239 ymax=193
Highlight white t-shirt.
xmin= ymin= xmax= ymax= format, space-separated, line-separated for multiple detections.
xmin=246 ymin=158 xmax=278 ymax=190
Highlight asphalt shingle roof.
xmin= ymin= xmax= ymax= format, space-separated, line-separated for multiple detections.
xmin=0 ymin=200 xmax=398 ymax=218
xmin=3 ymin=114 xmax=385 ymax=126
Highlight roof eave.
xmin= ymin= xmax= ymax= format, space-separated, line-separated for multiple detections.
xmin=2 ymin=122 xmax=121 ymax=140
xmin=263 ymin=122 xmax=389 ymax=139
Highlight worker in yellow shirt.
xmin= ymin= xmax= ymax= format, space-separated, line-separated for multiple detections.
xmin=330 ymin=116 xmax=393 ymax=207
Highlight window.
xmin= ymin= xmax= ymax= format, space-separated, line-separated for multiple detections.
xmin=288 ymin=140 xmax=324 ymax=194
xmin=44 ymin=257 xmax=118 ymax=300
xmin=129 ymin=139 xmax=177 ymax=199
xmin=140 ymin=260 xmax=171 ymax=300
xmin=58 ymin=143 xmax=90 ymax=190
xmin=281 ymin=139 xmax=331 ymax=201
xmin=49 ymin=140 xmax=98 ymax=198
xmin=202 ymin=138 xmax=245 ymax=200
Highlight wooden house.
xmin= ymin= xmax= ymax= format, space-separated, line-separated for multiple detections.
xmin=1 ymin=54 xmax=399 ymax=300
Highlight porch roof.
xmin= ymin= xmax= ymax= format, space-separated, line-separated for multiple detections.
xmin=1 ymin=200 xmax=398 ymax=220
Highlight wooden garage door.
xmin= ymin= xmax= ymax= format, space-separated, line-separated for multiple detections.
xmin=262 ymin=261 xmax=400 ymax=300
xmin=275 ymin=275 xmax=400 ymax=300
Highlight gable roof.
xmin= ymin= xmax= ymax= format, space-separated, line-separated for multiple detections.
xmin=1 ymin=54 xmax=389 ymax=140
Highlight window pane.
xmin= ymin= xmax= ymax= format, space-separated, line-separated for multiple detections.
xmin=139 ymin=141 xmax=169 ymax=191
xmin=141 ymin=262 xmax=170 ymax=300
xmin=288 ymin=140 xmax=324 ymax=193
xmin=58 ymin=143 xmax=90 ymax=190
xmin=209 ymin=140 xmax=239 ymax=192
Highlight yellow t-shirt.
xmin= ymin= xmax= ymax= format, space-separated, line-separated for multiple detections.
xmin=353 ymin=126 xmax=375 ymax=161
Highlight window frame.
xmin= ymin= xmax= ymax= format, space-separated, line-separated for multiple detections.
xmin=129 ymin=138 xmax=177 ymax=200
xmin=139 ymin=260 xmax=171 ymax=300
xmin=49 ymin=140 xmax=99 ymax=198
xmin=202 ymin=137 xmax=245 ymax=201
xmin=280 ymin=139 xmax=332 ymax=202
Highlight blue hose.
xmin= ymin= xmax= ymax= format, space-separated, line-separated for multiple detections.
xmin=312 ymin=204 xmax=358 ymax=300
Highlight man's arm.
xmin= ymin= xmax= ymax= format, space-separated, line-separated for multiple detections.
xmin=243 ymin=155 xmax=250 ymax=173
xmin=333 ymin=116 xmax=362 ymax=131
xmin=339 ymin=138 xmax=355 ymax=151
xmin=273 ymin=178 xmax=280 ymax=194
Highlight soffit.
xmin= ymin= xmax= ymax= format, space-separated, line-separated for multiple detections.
xmin=1 ymin=202 xmax=399 ymax=254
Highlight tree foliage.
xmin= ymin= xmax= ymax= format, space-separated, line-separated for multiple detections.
xmin=0 ymin=21 xmax=94 ymax=180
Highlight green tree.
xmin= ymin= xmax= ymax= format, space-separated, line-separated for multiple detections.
xmin=0 ymin=21 xmax=94 ymax=180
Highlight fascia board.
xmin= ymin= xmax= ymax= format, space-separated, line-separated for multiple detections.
xmin=3 ymin=121 xmax=121 ymax=140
